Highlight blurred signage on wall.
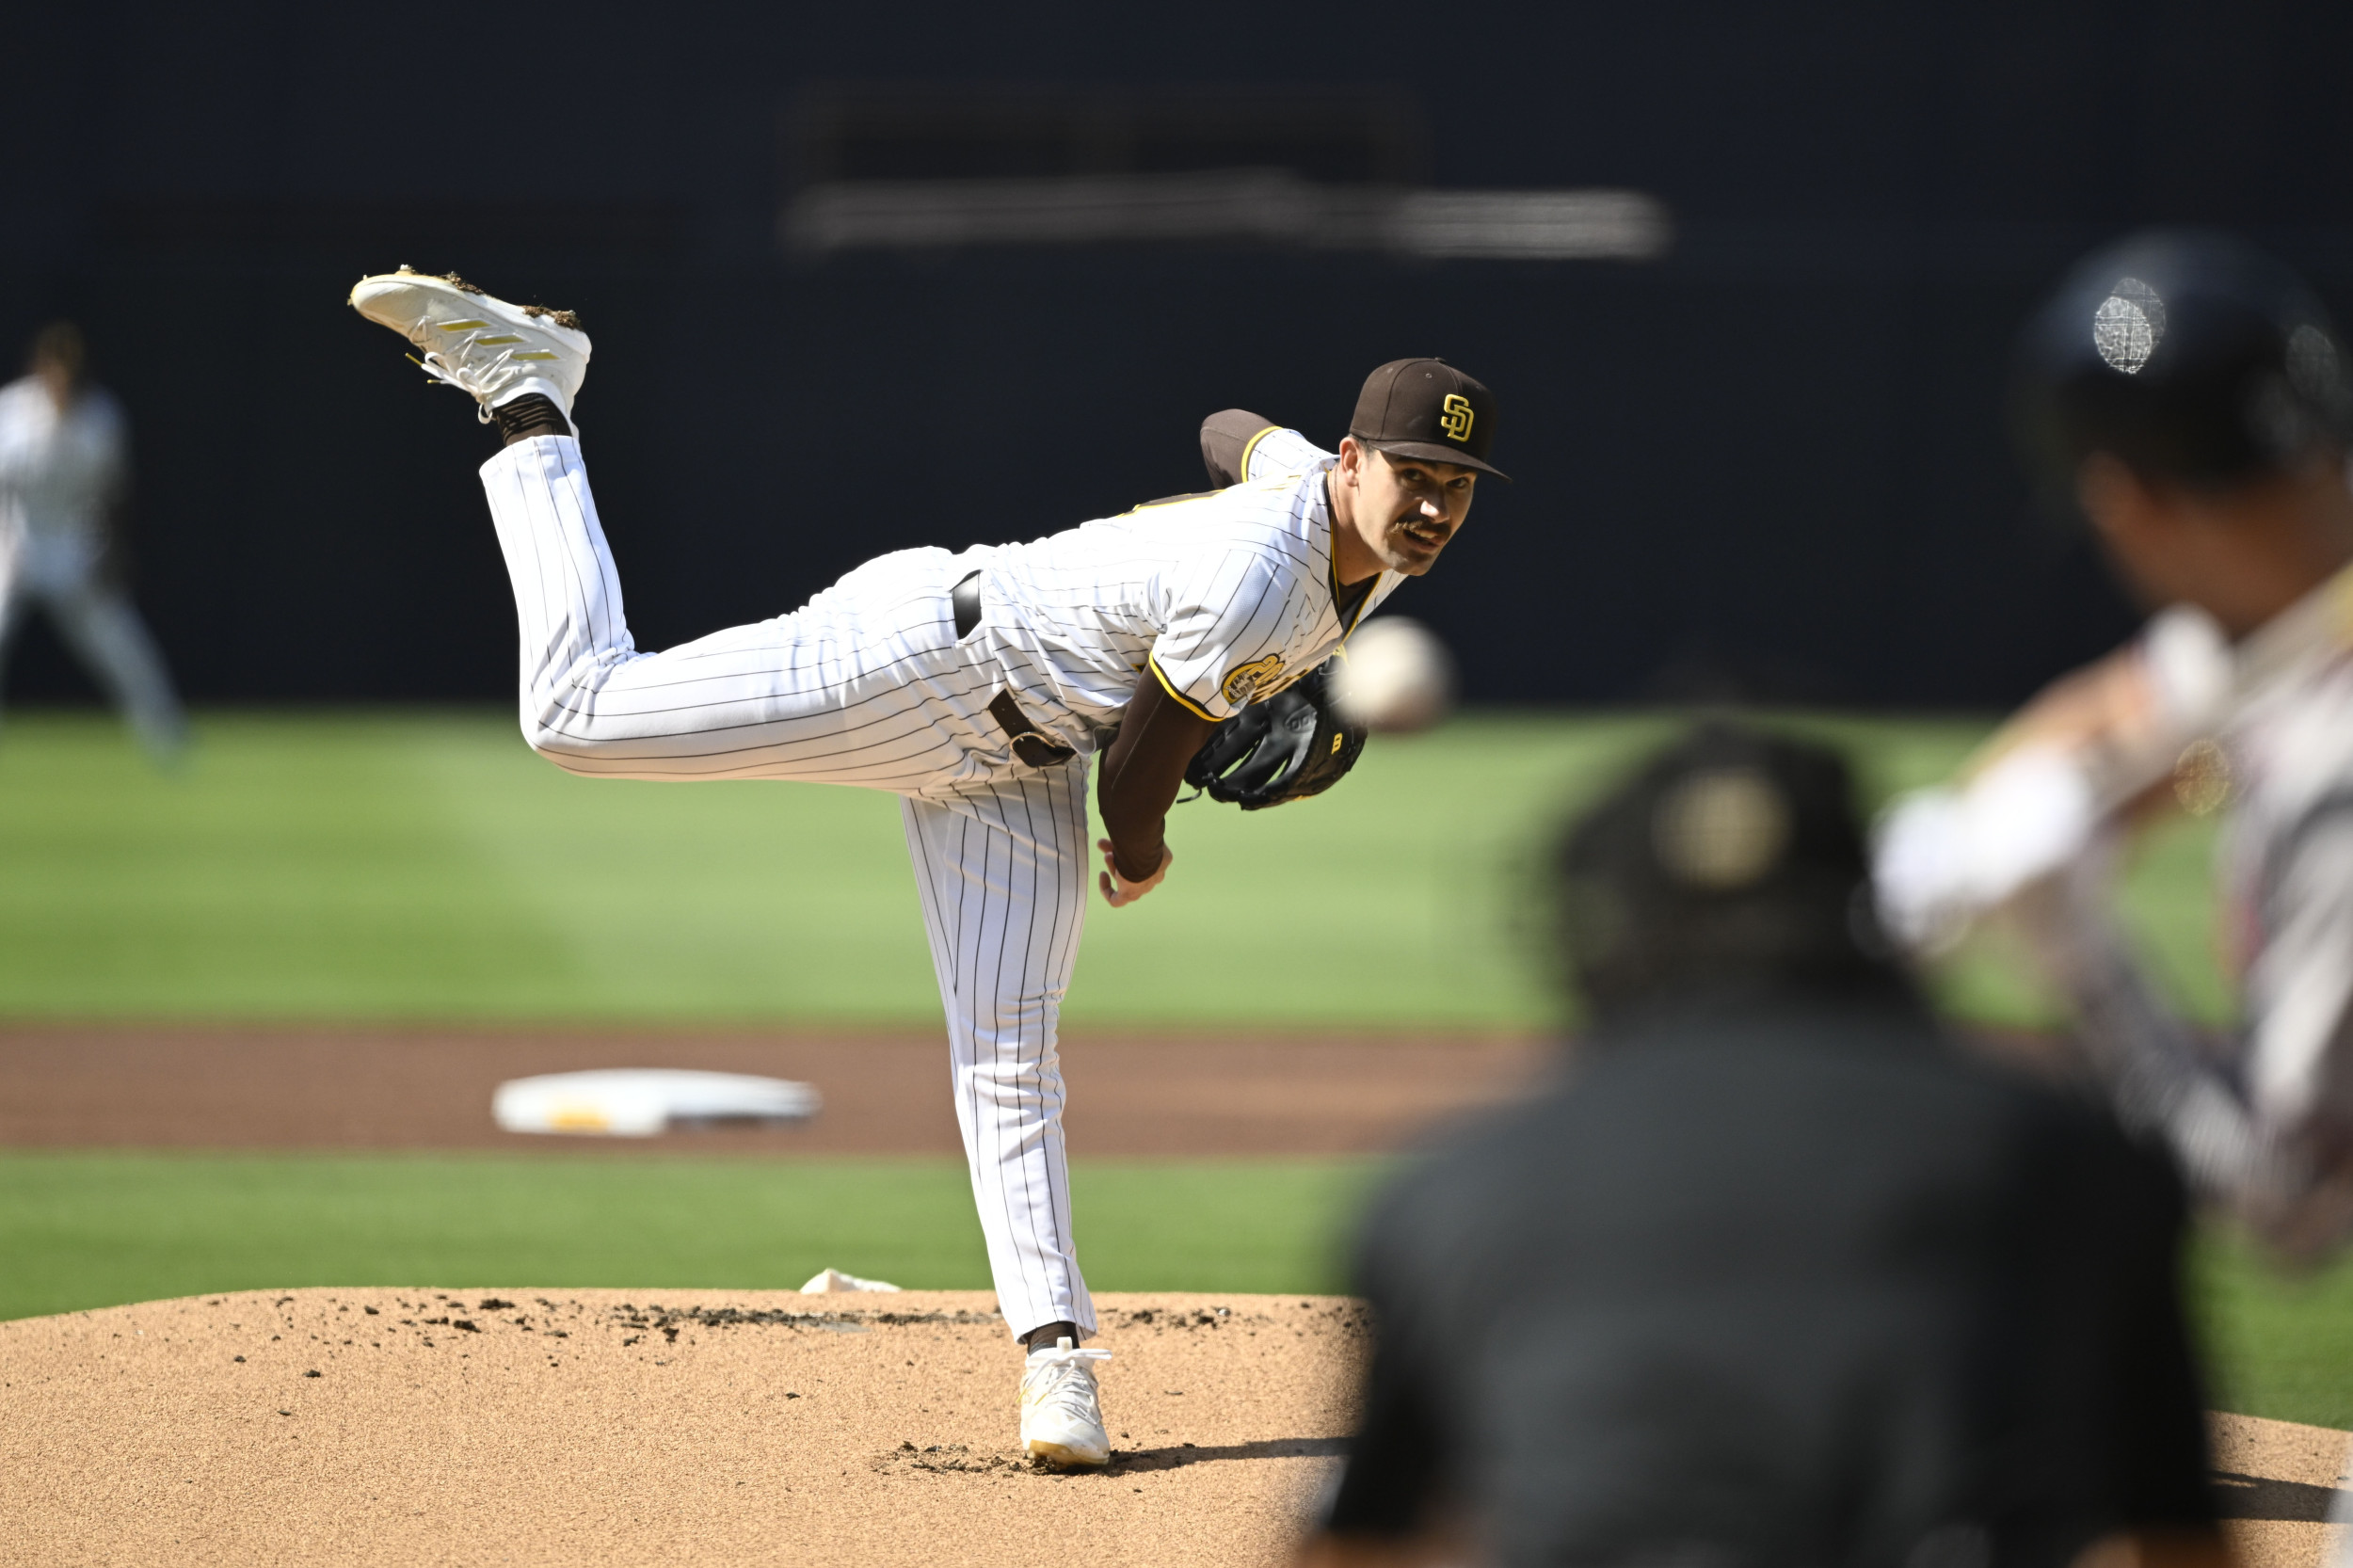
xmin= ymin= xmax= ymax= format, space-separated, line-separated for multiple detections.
xmin=781 ymin=85 xmax=1669 ymax=262
xmin=90 ymin=199 xmax=686 ymax=255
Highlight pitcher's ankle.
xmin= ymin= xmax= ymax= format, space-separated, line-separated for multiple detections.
xmin=1024 ymin=1320 xmax=1081 ymax=1353
xmin=494 ymin=392 xmax=571 ymax=445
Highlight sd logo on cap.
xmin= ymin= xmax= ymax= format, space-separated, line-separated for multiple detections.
xmin=1349 ymin=359 xmax=1508 ymax=480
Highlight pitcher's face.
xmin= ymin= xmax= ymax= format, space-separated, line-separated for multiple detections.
xmin=1340 ymin=440 xmax=1477 ymax=577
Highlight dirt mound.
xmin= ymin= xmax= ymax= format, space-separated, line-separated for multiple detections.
xmin=0 ymin=1288 xmax=1366 ymax=1567
xmin=2 ymin=1286 xmax=2343 ymax=1567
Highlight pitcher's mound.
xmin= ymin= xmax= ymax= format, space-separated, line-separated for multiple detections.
xmin=9 ymin=1288 xmax=2345 ymax=1568
xmin=1 ymin=1288 xmax=1365 ymax=1567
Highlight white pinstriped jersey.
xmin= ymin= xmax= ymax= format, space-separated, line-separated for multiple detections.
xmin=976 ymin=431 xmax=1401 ymax=744
xmin=1233 ymin=424 xmax=1333 ymax=486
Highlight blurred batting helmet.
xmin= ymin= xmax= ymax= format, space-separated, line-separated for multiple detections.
xmin=2013 ymin=230 xmax=2353 ymax=492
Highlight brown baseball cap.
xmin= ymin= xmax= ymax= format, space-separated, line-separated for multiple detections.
xmin=1349 ymin=358 xmax=1508 ymax=480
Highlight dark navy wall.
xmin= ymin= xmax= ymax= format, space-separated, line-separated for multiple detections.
xmin=5 ymin=1 xmax=2350 ymax=706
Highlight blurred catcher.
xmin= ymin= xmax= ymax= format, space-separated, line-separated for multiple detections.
xmin=346 ymin=266 xmax=1501 ymax=1465
xmin=0 ymin=323 xmax=186 ymax=759
xmin=1877 ymin=231 xmax=2353 ymax=1258
xmin=1307 ymin=724 xmax=2220 ymax=1568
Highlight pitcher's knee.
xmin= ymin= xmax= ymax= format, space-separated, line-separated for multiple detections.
xmin=518 ymin=712 xmax=632 ymax=775
xmin=956 ymin=1057 xmax=1066 ymax=1115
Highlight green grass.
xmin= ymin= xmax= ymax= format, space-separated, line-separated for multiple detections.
xmin=0 ymin=708 xmax=2234 ymax=1031
xmin=0 ymin=1151 xmax=1372 ymax=1323
xmin=5 ymin=1148 xmax=2346 ymax=1429
xmin=1 ymin=715 xmax=2326 ymax=1422
xmin=2192 ymin=1227 xmax=2353 ymax=1429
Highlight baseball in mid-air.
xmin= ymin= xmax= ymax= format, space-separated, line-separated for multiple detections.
xmin=1332 ymin=616 xmax=1455 ymax=733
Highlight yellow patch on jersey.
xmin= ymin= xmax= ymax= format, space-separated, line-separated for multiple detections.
xmin=1221 ymin=653 xmax=1287 ymax=707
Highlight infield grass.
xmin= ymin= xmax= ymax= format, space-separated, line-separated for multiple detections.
xmin=2 ymin=1149 xmax=2345 ymax=1429
xmin=0 ymin=1151 xmax=1370 ymax=1322
xmin=0 ymin=708 xmax=2235 ymax=1032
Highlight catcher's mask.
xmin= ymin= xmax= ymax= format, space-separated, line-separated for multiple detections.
xmin=1554 ymin=722 xmax=1899 ymax=1021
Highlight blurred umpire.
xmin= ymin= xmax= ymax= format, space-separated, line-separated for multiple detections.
xmin=1303 ymin=726 xmax=2220 ymax=1568
xmin=1876 ymin=232 xmax=2353 ymax=1257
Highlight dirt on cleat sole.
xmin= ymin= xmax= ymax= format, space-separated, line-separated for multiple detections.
xmin=1024 ymin=1440 xmax=1109 ymax=1468
xmin=390 ymin=266 xmax=581 ymax=330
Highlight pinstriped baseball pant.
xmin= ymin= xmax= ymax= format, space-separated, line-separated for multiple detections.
xmin=478 ymin=435 xmax=1096 ymax=1340
xmin=901 ymin=768 xmax=1094 ymax=1342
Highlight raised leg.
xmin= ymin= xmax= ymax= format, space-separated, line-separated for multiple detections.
xmin=475 ymin=433 xmax=989 ymax=788
xmin=901 ymin=760 xmax=1096 ymax=1343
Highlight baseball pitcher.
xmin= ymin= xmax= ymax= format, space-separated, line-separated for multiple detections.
xmin=347 ymin=266 xmax=1503 ymax=1466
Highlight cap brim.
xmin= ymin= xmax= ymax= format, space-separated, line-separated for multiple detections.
xmin=1362 ymin=440 xmax=1511 ymax=482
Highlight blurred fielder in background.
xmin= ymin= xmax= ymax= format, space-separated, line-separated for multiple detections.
xmin=1306 ymin=724 xmax=2219 ymax=1568
xmin=0 ymin=323 xmax=185 ymax=760
xmin=1876 ymin=232 xmax=2353 ymax=1258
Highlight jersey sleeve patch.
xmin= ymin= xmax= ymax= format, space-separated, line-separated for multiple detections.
xmin=1220 ymin=653 xmax=1286 ymax=707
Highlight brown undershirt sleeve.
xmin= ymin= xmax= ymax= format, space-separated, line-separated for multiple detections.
xmin=1097 ymin=667 xmax=1222 ymax=884
xmin=1199 ymin=409 xmax=1279 ymax=488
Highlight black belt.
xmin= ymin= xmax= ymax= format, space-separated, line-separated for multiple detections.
xmin=952 ymin=570 xmax=1077 ymax=769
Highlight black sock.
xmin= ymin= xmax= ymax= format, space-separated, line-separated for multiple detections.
xmin=1025 ymin=1321 xmax=1080 ymax=1352
xmin=493 ymin=393 xmax=571 ymax=445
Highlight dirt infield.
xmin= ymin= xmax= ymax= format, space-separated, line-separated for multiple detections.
xmin=1 ymin=1286 xmax=2345 ymax=1568
xmin=9 ymin=1027 xmax=2345 ymax=1565
xmin=0 ymin=1025 xmax=1547 ymax=1155
xmin=2218 ymin=1416 xmax=2353 ymax=1568
xmin=1 ymin=1288 xmax=1359 ymax=1567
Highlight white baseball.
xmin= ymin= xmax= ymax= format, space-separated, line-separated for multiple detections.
xmin=1332 ymin=616 xmax=1456 ymax=733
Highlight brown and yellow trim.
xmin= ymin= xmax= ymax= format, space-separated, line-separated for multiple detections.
xmin=1325 ymin=520 xmax=1382 ymax=638
xmin=1235 ymin=424 xmax=1282 ymax=483
xmin=1148 ymin=655 xmax=1220 ymax=721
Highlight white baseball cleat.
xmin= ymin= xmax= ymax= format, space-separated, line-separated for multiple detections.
xmin=347 ymin=266 xmax=589 ymax=420
xmin=1018 ymin=1336 xmax=1112 ymax=1467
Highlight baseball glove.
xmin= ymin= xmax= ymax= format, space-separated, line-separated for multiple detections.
xmin=1183 ymin=659 xmax=1368 ymax=810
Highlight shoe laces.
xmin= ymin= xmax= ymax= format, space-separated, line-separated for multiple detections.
xmin=410 ymin=341 xmax=517 ymax=421
xmin=407 ymin=327 xmax=554 ymax=421
xmin=1022 ymin=1340 xmax=1111 ymax=1421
